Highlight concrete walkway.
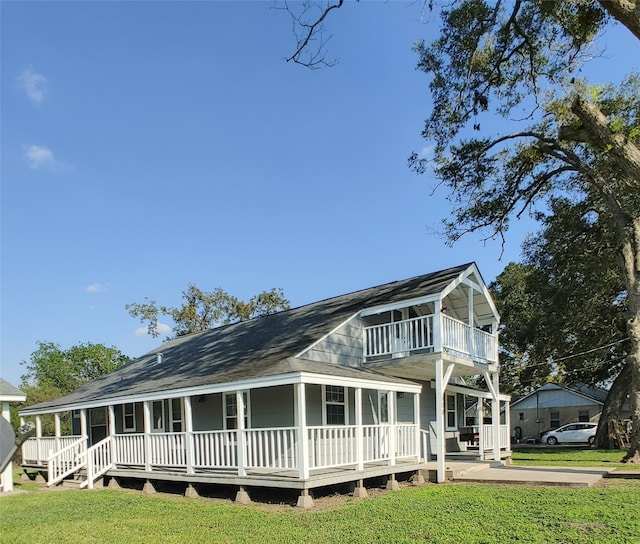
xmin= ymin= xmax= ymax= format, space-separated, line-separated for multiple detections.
xmin=450 ymin=462 xmax=610 ymax=487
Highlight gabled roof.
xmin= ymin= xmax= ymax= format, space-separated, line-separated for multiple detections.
xmin=0 ymin=378 xmax=26 ymax=402
xmin=22 ymin=263 xmax=476 ymax=414
xmin=510 ymin=382 xmax=608 ymax=408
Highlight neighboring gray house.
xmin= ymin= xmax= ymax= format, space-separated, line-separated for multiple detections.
xmin=20 ymin=263 xmax=510 ymax=506
xmin=1 ymin=378 xmax=27 ymax=493
xmin=510 ymin=383 xmax=613 ymax=442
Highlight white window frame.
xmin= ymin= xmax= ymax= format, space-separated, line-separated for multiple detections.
xmin=170 ymin=398 xmax=184 ymax=432
xmin=446 ymin=393 xmax=458 ymax=431
xmin=223 ymin=391 xmax=250 ymax=430
xmin=378 ymin=391 xmax=389 ymax=424
xmin=322 ymin=385 xmax=348 ymax=425
xmin=123 ymin=403 xmax=136 ymax=432
xmin=151 ymin=400 xmax=165 ymax=432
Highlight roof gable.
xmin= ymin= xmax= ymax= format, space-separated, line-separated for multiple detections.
xmin=511 ymin=382 xmax=607 ymax=409
xmin=23 ymin=263 xmax=478 ymax=413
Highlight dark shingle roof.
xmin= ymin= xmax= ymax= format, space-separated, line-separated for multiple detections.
xmin=23 ymin=263 xmax=472 ymax=412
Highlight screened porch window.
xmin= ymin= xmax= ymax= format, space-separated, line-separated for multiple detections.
xmin=123 ymin=403 xmax=136 ymax=432
xmin=224 ymin=392 xmax=250 ymax=430
xmin=324 ymin=385 xmax=346 ymax=425
xmin=446 ymin=394 xmax=457 ymax=430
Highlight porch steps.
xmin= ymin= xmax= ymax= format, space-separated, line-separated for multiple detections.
xmin=60 ymin=470 xmax=87 ymax=489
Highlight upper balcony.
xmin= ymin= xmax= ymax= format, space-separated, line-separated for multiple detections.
xmin=362 ymin=313 xmax=498 ymax=378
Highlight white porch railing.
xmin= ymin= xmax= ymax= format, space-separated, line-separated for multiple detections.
xmin=308 ymin=426 xmax=357 ymax=469
xmin=364 ymin=314 xmax=497 ymax=364
xmin=365 ymin=316 xmax=434 ymax=358
xmin=113 ymin=433 xmax=146 ymax=466
xmin=22 ymin=435 xmax=83 ymax=466
xmin=47 ymin=436 xmax=87 ymax=486
xmin=192 ymin=430 xmax=237 ymax=469
xmin=149 ymin=433 xmax=187 ymax=467
xmin=245 ymin=427 xmax=298 ymax=470
xmin=84 ymin=436 xmax=113 ymax=489
xmin=442 ymin=315 xmax=497 ymax=364
xmin=482 ymin=424 xmax=510 ymax=451
xmin=27 ymin=424 xmax=422 ymax=484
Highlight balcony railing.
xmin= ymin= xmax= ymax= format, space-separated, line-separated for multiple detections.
xmin=364 ymin=314 xmax=497 ymax=364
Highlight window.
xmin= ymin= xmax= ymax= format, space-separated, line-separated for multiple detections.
xmin=578 ymin=410 xmax=589 ymax=422
xmin=550 ymin=412 xmax=560 ymax=429
xmin=324 ymin=385 xmax=346 ymax=425
xmin=378 ymin=391 xmax=389 ymax=424
xmin=170 ymin=398 xmax=183 ymax=432
xmin=123 ymin=403 xmax=136 ymax=432
xmin=152 ymin=400 xmax=164 ymax=431
xmin=519 ymin=412 xmax=524 ymax=421
xmin=446 ymin=394 xmax=457 ymax=430
xmin=224 ymin=392 xmax=250 ymax=430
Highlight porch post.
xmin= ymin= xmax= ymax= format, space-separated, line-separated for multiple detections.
xmin=435 ymin=359 xmax=446 ymax=483
xmin=80 ymin=409 xmax=88 ymax=438
xmin=477 ymin=399 xmax=484 ymax=460
xmin=1 ymin=402 xmax=13 ymax=492
xmin=504 ymin=399 xmax=511 ymax=451
xmin=184 ymin=396 xmax=194 ymax=475
xmin=355 ymin=387 xmax=364 ymax=471
xmin=433 ymin=300 xmax=443 ymax=352
xmin=35 ymin=416 xmax=43 ymax=464
xmin=414 ymin=392 xmax=421 ymax=462
xmin=107 ymin=405 xmax=116 ymax=436
xmin=54 ymin=413 xmax=61 ymax=451
xmin=236 ymin=391 xmax=246 ymax=477
xmin=491 ymin=372 xmax=501 ymax=462
xmin=388 ymin=391 xmax=397 ymax=467
xmin=143 ymin=401 xmax=152 ymax=471
xmin=295 ymin=383 xmax=309 ymax=480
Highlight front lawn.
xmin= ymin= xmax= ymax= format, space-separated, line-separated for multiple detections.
xmin=3 ymin=449 xmax=640 ymax=543
xmin=2 ymin=481 xmax=639 ymax=543
xmin=511 ymin=447 xmax=639 ymax=470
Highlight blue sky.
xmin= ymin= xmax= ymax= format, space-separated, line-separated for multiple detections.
xmin=1 ymin=1 xmax=637 ymax=387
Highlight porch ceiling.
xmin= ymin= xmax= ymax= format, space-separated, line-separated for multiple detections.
xmin=364 ymin=353 xmax=498 ymax=382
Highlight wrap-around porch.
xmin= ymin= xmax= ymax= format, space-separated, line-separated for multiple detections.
xmin=21 ymin=378 xmax=428 ymax=491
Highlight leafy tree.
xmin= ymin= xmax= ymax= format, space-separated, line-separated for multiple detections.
xmin=126 ymin=284 xmax=290 ymax=338
xmin=283 ymin=0 xmax=640 ymax=461
xmin=492 ymin=195 xmax=631 ymax=446
xmin=19 ymin=341 xmax=130 ymax=435
xmin=409 ymin=1 xmax=639 ymax=461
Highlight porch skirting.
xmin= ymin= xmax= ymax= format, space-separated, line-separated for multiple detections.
xmin=103 ymin=458 xmax=426 ymax=491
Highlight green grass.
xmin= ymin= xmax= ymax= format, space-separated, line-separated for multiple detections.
xmin=1 ymin=484 xmax=639 ymax=544
xmin=511 ymin=447 xmax=639 ymax=470
xmin=2 ymin=450 xmax=640 ymax=544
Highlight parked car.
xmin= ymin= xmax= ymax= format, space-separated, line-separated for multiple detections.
xmin=541 ymin=423 xmax=597 ymax=445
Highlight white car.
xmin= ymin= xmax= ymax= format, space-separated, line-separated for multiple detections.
xmin=541 ymin=422 xmax=597 ymax=445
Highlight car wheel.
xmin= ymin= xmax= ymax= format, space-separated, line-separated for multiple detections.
xmin=547 ymin=436 xmax=558 ymax=445
xmin=588 ymin=436 xmax=596 ymax=445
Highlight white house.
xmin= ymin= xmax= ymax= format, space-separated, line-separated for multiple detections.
xmin=19 ymin=263 xmax=510 ymax=507
xmin=510 ymin=383 xmax=611 ymax=442
xmin=1 ymin=378 xmax=27 ymax=493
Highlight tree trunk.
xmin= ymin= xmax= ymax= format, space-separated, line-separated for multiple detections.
xmin=595 ymin=363 xmax=631 ymax=448
xmin=601 ymin=0 xmax=640 ymax=42
xmin=619 ymin=218 xmax=640 ymax=462
xmin=570 ymin=96 xmax=640 ymax=182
